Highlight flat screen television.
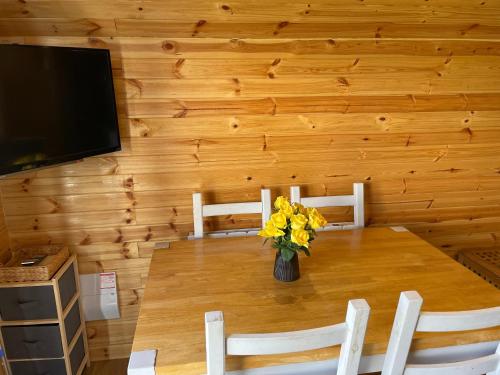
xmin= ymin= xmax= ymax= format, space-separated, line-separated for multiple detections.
xmin=0 ymin=44 xmax=121 ymax=176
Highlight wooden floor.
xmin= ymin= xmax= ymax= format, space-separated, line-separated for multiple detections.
xmin=84 ymin=359 xmax=129 ymax=375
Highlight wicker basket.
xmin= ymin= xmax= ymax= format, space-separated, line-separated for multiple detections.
xmin=0 ymin=245 xmax=69 ymax=282
xmin=0 ymin=247 xmax=11 ymax=266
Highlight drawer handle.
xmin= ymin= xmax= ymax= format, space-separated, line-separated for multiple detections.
xmin=17 ymin=299 xmax=38 ymax=305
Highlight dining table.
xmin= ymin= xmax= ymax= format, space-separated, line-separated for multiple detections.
xmin=130 ymin=227 xmax=500 ymax=374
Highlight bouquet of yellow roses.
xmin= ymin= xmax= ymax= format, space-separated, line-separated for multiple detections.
xmin=258 ymin=196 xmax=327 ymax=262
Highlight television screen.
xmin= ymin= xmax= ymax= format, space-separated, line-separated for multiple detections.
xmin=0 ymin=44 xmax=120 ymax=176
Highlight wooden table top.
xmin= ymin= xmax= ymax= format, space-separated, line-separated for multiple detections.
xmin=132 ymin=227 xmax=500 ymax=375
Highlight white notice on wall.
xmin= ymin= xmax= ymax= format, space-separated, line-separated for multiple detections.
xmin=99 ymin=272 xmax=116 ymax=289
xmin=80 ymin=272 xmax=120 ymax=321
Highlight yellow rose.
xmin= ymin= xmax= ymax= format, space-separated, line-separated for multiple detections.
xmin=291 ymin=228 xmax=310 ymax=248
xmin=275 ymin=196 xmax=293 ymax=218
xmin=274 ymin=196 xmax=289 ymax=210
xmin=293 ymin=202 xmax=307 ymax=215
xmin=258 ymin=221 xmax=285 ymax=238
xmin=290 ymin=213 xmax=308 ymax=230
xmin=280 ymin=203 xmax=294 ymax=218
xmin=270 ymin=212 xmax=287 ymax=229
xmin=308 ymin=208 xmax=328 ymax=229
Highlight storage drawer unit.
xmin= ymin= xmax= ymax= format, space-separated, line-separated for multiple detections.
xmin=9 ymin=359 xmax=67 ymax=375
xmin=0 ymin=285 xmax=57 ymax=320
xmin=2 ymin=324 xmax=63 ymax=359
xmin=0 ymin=263 xmax=76 ymax=322
xmin=0 ymin=255 xmax=89 ymax=375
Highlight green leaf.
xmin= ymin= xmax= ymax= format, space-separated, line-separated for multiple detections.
xmin=281 ymin=248 xmax=295 ymax=262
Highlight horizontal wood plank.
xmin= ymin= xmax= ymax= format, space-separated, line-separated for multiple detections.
xmin=115 ymin=19 xmax=500 ymax=39
xmin=9 ymin=223 xmax=188 ymax=247
xmin=1 ymin=0 xmax=500 ymax=23
xmin=3 ymin=37 xmax=500 ymax=58
xmin=114 ymin=77 xmax=500 ymax=99
xmin=115 ymin=56 xmax=500 ymax=79
xmin=119 ymin=111 xmax=500 ymax=138
xmin=120 ymin=94 xmax=500 ymax=118
xmin=0 ymin=18 xmax=117 ymax=36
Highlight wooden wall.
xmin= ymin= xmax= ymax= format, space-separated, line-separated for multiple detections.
xmin=1 ymin=0 xmax=500 ymax=360
xmin=0 ymin=192 xmax=10 ymax=262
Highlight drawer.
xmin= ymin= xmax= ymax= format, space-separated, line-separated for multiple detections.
xmin=58 ymin=263 xmax=77 ymax=311
xmin=64 ymin=301 xmax=81 ymax=345
xmin=0 ymin=286 xmax=57 ymax=320
xmin=9 ymin=359 xmax=66 ymax=375
xmin=69 ymin=334 xmax=85 ymax=375
xmin=2 ymin=324 xmax=63 ymax=359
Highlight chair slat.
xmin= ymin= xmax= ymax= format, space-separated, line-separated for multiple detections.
xmin=404 ymin=354 xmax=500 ymax=375
xmin=301 ymin=195 xmax=356 ymax=208
xmin=417 ymin=307 xmax=500 ymax=332
xmin=226 ymin=323 xmax=348 ymax=355
xmin=203 ymin=202 xmax=263 ymax=217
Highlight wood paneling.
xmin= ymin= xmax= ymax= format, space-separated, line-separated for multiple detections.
xmin=0 ymin=192 xmax=10 ymax=262
xmin=1 ymin=0 xmax=500 ymax=362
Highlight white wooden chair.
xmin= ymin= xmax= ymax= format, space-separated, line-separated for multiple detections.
xmin=205 ymin=299 xmax=370 ymax=375
xmin=191 ymin=189 xmax=272 ymax=239
xmin=381 ymin=291 xmax=500 ymax=375
xmin=290 ymin=183 xmax=364 ymax=231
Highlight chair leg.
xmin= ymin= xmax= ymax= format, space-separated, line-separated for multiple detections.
xmin=337 ymin=299 xmax=370 ymax=375
xmin=205 ymin=311 xmax=225 ymax=375
xmin=381 ymin=291 xmax=423 ymax=375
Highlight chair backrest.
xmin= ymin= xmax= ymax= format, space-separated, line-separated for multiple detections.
xmin=382 ymin=291 xmax=500 ymax=375
xmin=290 ymin=183 xmax=364 ymax=230
xmin=205 ymin=299 xmax=370 ymax=375
xmin=192 ymin=189 xmax=272 ymax=239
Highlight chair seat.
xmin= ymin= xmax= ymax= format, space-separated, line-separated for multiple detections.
xmin=188 ymin=228 xmax=260 ymax=240
xmin=315 ymin=222 xmax=356 ymax=232
xmin=226 ymin=359 xmax=340 ymax=375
